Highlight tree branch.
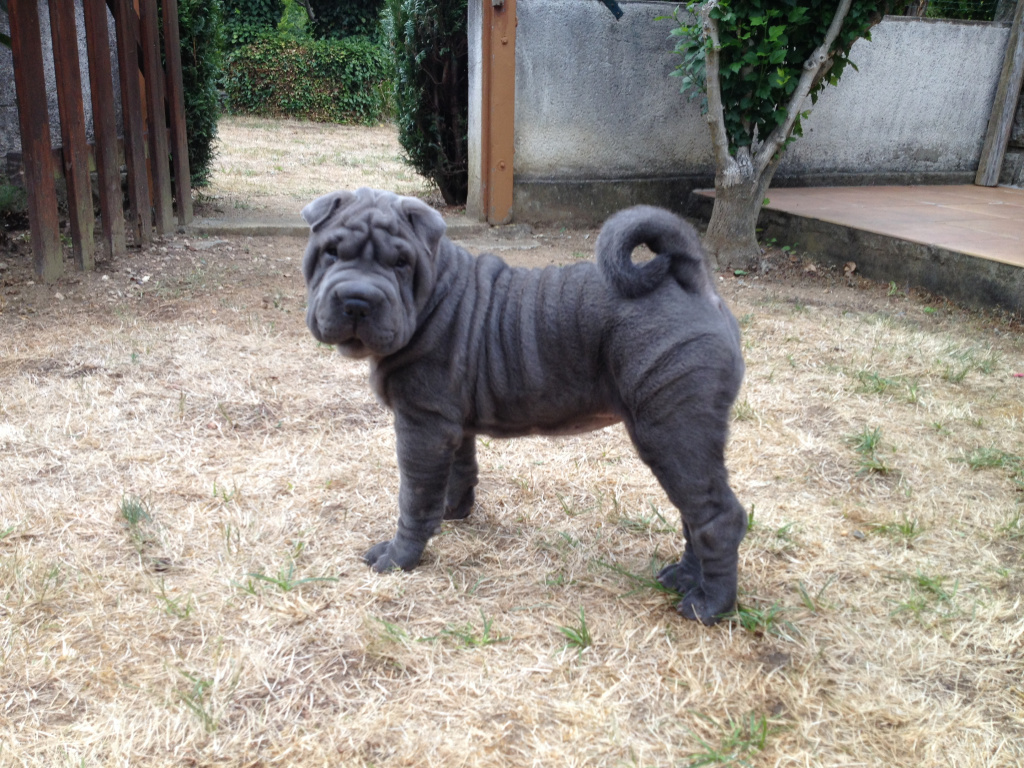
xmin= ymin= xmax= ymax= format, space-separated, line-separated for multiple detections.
xmin=754 ymin=0 xmax=853 ymax=174
xmin=700 ymin=2 xmax=740 ymax=184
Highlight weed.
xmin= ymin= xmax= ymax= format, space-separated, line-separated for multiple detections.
xmin=615 ymin=503 xmax=678 ymax=535
xmin=175 ymin=669 xmax=217 ymax=732
xmin=237 ymin=559 xmax=337 ymax=593
xmin=559 ymin=607 xmax=593 ymax=651
xmin=156 ymin=579 xmax=194 ymax=619
xmin=1001 ymin=510 xmax=1023 ymax=540
xmin=845 ymin=426 xmax=891 ymax=475
xmin=960 ymin=447 xmax=1024 ymax=490
xmin=870 ymin=516 xmax=923 ymax=541
xmin=890 ymin=570 xmax=960 ymax=623
xmin=732 ymin=398 xmax=756 ymax=422
xmin=374 ymin=617 xmax=410 ymax=643
xmin=119 ymin=495 xmax=158 ymax=550
xmin=598 ymin=557 xmax=681 ymax=598
xmin=685 ymin=710 xmax=779 ymax=768
xmin=795 ymin=577 xmax=835 ymax=613
xmin=426 ymin=612 xmax=509 ymax=648
xmin=727 ymin=601 xmax=797 ymax=640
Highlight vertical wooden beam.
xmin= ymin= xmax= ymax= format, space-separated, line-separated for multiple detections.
xmin=113 ymin=0 xmax=152 ymax=244
xmin=9 ymin=0 xmax=63 ymax=283
xmin=49 ymin=0 xmax=96 ymax=271
xmin=83 ymin=0 xmax=128 ymax=260
xmin=481 ymin=0 xmax=516 ymax=225
xmin=139 ymin=0 xmax=173 ymax=233
xmin=162 ymin=0 xmax=192 ymax=224
xmin=976 ymin=0 xmax=1024 ymax=186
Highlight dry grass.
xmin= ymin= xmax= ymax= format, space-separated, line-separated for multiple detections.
xmin=1 ymin=117 xmax=1023 ymax=767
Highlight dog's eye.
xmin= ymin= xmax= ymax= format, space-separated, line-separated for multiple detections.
xmin=321 ymin=252 xmax=338 ymax=268
xmin=395 ymin=257 xmax=409 ymax=269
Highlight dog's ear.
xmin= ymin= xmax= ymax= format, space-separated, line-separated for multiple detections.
xmin=301 ymin=191 xmax=356 ymax=232
xmin=400 ymin=196 xmax=446 ymax=254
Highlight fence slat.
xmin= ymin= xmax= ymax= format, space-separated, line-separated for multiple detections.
xmin=9 ymin=0 xmax=63 ymax=283
xmin=113 ymin=0 xmax=152 ymax=244
xmin=83 ymin=0 xmax=128 ymax=260
xmin=49 ymin=0 xmax=96 ymax=271
xmin=162 ymin=0 xmax=192 ymax=224
xmin=976 ymin=0 xmax=1024 ymax=186
xmin=139 ymin=0 xmax=173 ymax=233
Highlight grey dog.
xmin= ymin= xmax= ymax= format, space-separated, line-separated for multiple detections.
xmin=301 ymin=188 xmax=747 ymax=624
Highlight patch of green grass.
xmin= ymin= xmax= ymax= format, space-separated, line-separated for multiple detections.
xmin=559 ymin=607 xmax=593 ymax=651
xmin=615 ymin=502 xmax=678 ymax=535
xmin=890 ymin=570 xmax=961 ymax=623
xmin=119 ymin=495 xmax=159 ymax=551
xmin=726 ymin=601 xmax=797 ymax=641
xmin=685 ymin=710 xmax=780 ymax=768
xmin=598 ymin=557 xmax=682 ymax=599
xmin=960 ymin=447 xmax=1024 ymax=490
xmin=235 ymin=558 xmax=337 ymax=594
xmin=175 ymin=670 xmax=217 ymax=733
xmin=732 ymin=398 xmax=756 ymax=422
xmin=156 ymin=578 xmax=195 ymax=619
xmin=870 ymin=516 xmax=923 ymax=541
xmin=845 ymin=426 xmax=892 ymax=475
xmin=795 ymin=578 xmax=835 ymax=613
xmin=423 ymin=612 xmax=510 ymax=648
xmin=854 ymin=370 xmax=920 ymax=404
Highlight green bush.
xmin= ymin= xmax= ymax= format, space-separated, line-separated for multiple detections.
xmin=222 ymin=0 xmax=285 ymax=47
xmin=224 ymin=36 xmax=391 ymax=124
xmin=382 ymin=0 xmax=468 ymax=205
xmin=173 ymin=0 xmax=224 ymax=187
xmin=306 ymin=0 xmax=385 ymax=39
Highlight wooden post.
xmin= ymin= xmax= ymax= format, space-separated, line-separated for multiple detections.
xmin=9 ymin=0 xmax=63 ymax=283
xmin=976 ymin=0 xmax=1024 ymax=186
xmin=83 ymin=0 xmax=128 ymax=260
xmin=481 ymin=0 xmax=516 ymax=225
xmin=49 ymin=0 xmax=96 ymax=271
xmin=162 ymin=0 xmax=193 ymax=224
xmin=113 ymin=0 xmax=152 ymax=244
xmin=139 ymin=0 xmax=174 ymax=233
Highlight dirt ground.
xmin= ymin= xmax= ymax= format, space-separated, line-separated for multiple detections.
xmin=1 ymin=117 xmax=1023 ymax=766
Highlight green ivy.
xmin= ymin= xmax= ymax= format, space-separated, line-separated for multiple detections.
xmin=223 ymin=35 xmax=391 ymax=124
xmin=382 ymin=0 xmax=468 ymax=204
xmin=668 ymin=0 xmax=888 ymax=153
xmin=307 ymin=0 xmax=385 ymax=39
xmin=222 ymin=0 xmax=285 ymax=48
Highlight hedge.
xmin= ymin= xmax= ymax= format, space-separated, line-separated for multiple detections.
xmin=223 ymin=36 xmax=391 ymax=124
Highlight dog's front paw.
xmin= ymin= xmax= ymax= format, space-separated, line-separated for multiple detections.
xmin=363 ymin=539 xmax=423 ymax=572
xmin=675 ymin=585 xmax=735 ymax=626
xmin=657 ymin=558 xmax=702 ymax=595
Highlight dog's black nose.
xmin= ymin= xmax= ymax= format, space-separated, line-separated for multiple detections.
xmin=341 ymin=297 xmax=371 ymax=320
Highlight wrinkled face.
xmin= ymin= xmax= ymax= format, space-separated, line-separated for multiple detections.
xmin=301 ymin=188 xmax=446 ymax=359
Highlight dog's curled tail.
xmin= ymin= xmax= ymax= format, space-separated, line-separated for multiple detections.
xmin=596 ymin=205 xmax=715 ymax=300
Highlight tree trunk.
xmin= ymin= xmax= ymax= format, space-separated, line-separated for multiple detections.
xmin=702 ymin=158 xmax=778 ymax=272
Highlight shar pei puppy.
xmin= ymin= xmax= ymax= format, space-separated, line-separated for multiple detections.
xmin=301 ymin=188 xmax=747 ymax=625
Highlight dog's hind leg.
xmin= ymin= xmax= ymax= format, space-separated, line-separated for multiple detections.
xmin=444 ymin=435 xmax=478 ymax=520
xmin=628 ymin=408 xmax=747 ymax=625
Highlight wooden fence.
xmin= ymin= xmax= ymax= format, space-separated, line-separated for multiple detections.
xmin=8 ymin=0 xmax=191 ymax=283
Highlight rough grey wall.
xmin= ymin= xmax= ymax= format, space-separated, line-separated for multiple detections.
xmin=469 ymin=1 xmax=1013 ymax=224
xmin=1 ymin=1 xmax=118 ymax=163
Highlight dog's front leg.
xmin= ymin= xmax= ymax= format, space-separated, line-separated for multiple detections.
xmin=364 ymin=412 xmax=462 ymax=572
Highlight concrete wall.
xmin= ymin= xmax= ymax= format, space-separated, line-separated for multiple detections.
xmin=467 ymin=0 xmax=1012 ymax=224
xmin=0 ymin=2 xmax=119 ymax=165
